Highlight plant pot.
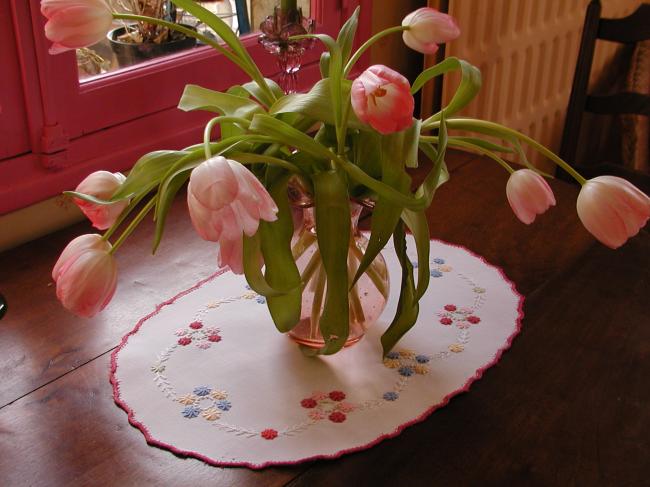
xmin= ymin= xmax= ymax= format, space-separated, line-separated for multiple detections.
xmin=288 ymin=202 xmax=390 ymax=349
xmin=107 ymin=24 xmax=197 ymax=66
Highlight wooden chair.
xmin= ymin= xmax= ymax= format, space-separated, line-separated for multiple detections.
xmin=559 ymin=1 xmax=650 ymax=191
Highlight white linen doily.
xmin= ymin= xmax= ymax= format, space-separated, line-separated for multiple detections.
xmin=111 ymin=237 xmax=523 ymax=468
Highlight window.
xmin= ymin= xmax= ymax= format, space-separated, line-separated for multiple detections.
xmin=1 ymin=0 xmax=371 ymax=214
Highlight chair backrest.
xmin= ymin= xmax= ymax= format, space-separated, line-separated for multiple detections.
xmin=559 ymin=1 xmax=650 ymax=166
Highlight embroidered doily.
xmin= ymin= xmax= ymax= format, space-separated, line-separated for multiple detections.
xmin=111 ymin=237 xmax=523 ymax=468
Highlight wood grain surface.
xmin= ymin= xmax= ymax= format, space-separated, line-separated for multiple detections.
xmin=1 ymin=150 xmax=647 ymax=486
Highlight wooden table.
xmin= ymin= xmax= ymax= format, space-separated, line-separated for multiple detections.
xmin=1 ymin=150 xmax=648 ymax=486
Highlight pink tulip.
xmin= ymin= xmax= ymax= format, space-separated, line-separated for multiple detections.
xmin=576 ymin=176 xmax=650 ymax=249
xmin=187 ymin=156 xmax=279 ymax=274
xmin=52 ymin=234 xmax=117 ymax=317
xmin=350 ymin=65 xmax=415 ymax=135
xmin=41 ymin=0 xmax=113 ymax=54
xmin=73 ymin=171 xmax=129 ymax=230
xmin=401 ymin=7 xmax=460 ymax=55
xmin=506 ymin=169 xmax=556 ymax=224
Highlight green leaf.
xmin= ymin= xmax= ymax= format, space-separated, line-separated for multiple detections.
xmin=312 ymin=169 xmax=351 ymax=355
xmin=178 ymin=84 xmax=264 ymax=119
xmin=151 ymin=171 xmax=190 ymax=253
xmin=449 ymin=137 xmax=515 ymax=153
xmin=319 ymin=52 xmax=330 ymax=79
xmin=401 ymin=209 xmax=430 ymax=300
xmin=381 ymin=221 xmax=419 ymax=355
xmin=238 ymin=79 xmax=283 ymax=108
xmin=337 ymin=6 xmax=360 ymax=65
xmin=259 ymin=175 xmax=302 ymax=332
xmin=415 ymin=114 xmax=449 ymax=207
xmin=243 ymin=232 xmax=296 ymax=297
xmin=412 ymin=57 xmax=481 ymax=121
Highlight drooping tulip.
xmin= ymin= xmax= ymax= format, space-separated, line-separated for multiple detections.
xmin=187 ymin=156 xmax=279 ymax=273
xmin=52 ymin=234 xmax=117 ymax=317
xmin=506 ymin=169 xmax=556 ymax=224
xmin=73 ymin=171 xmax=129 ymax=230
xmin=401 ymin=7 xmax=461 ymax=54
xmin=350 ymin=65 xmax=415 ymax=135
xmin=41 ymin=0 xmax=113 ymax=54
xmin=576 ymin=176 xmax=650 ymax=249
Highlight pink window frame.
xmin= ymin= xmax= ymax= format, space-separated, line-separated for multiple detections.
xmin=1 ymin=0 xmax=372 ymax=214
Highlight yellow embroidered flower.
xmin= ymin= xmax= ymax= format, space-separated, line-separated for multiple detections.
xmin=210 ymin=390 xmax=228 ymax=400
xmin=398 ymin=349 xmax=416 ymax=359
xmin=201 ymin=407 xmax=221 ymax=421
xmin=383 ymin=358 xmax=401 ymax=369
xmin=439 ymin=265 xmax=452 ymax=272
xmin=448 ymin=344 xmax=464 ymax=353
xmin=414 ymin=364 xmax=429 ymax=375
xmin=178 ymin=394 xmax=198 ymax=405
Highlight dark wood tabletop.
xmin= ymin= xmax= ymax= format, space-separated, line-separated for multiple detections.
xmin=1 ymin=150 xmax=648 ymax=486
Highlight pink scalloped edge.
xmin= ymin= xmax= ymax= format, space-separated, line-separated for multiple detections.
xmin=109 ymin=238 xmax=525 ymax=470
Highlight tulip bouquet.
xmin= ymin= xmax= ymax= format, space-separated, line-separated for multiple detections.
xmin=45 ymin=1 xmax=650 ymax=356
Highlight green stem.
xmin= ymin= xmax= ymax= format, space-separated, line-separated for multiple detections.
xmin=425 ymin=118 xmax=588 ymax=185
xmin=108 ymin=198 xmax=156 ymax=255
xmin=228 ymin=152 xmax=301 ymax=173
xmin=281 ymin=0 xmax=297 ymax=12
xmin=422 ymin=136 xmax=515 ymax=174
xmin=102 ymin=192 xmax=147 ymax=241
xmin=203 ymin=116 xmax=252 ymax=160
xmin=343 ymin=25 xmax=409 ymax=76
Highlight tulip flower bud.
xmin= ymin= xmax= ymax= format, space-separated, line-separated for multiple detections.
xmin=506 ymin=169 xmax=556 ymax=224
xmin=402 ymin=7 xmax=460 ymax=55
xmin=74 ymin=171 xmax=129 ymax=230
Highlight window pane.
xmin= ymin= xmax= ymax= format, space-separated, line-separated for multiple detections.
xmin=79 ymin=0 xmax=309 ymax=81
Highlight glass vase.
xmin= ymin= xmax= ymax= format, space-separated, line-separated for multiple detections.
xmin=288 ymin=202 xmax=390 ymax=348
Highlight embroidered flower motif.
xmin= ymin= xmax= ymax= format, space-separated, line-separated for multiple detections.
xmin=386 ymin=351 xmax=400 ymax=360
xmin=301 ymin=398 xmax=318 ymax=408
xmin=439 ymin=265 xmax=452 ymax=272
xmin=383 ymin=358 xmax=401 ymax=368
xmin=473 ymin=286 xmax=486 ymax=294
xmin=193 ymin=386 xmax=211 ymax=396
xmin=440 ymin=317 xmax=453 ymax=325
xmin=196 ymin=342 xmax=211 ymax=350
xmin=207 ymin=334 xmax=222 ymax=343
xmin=217 ymin=400 xmax=232 ymax=411
xmin=329 ymin=411 xmax=347 ymax=423
xmin=414 ymin=364 xmax=429 ymax=375
xmin=467 ymin=315 xmax=481 ymax=324
xmin=415 ymin=354 xmax=430 ymax=363
xmin=261 ymin=428 xmax=278 ymax=440
xmin=411 ymin=260 xmax=418 ymax=268
xmin=209 ymin=390 xmax=228 ymax=400
xmin=178 ymin=337 xmax=192 ymax=346
xmin=329 ymin=391 xmax=346 ymax=401
xmin=449 ymin=343 xmax=464 ymax=353
xmin=189 ymin=321 xmax=203 ymax=329
xmin=308 ymin=410 xmax=326 ymax=421
xmin=178 ymin=394 xmax=198 ymax=405
xmin=311 ymin=391 xmax=328 ymax=400
xmin=335 ymin=402 xmax=356 ymax=413
xmin=444 ymin=304 xmax=457 ymax=312
xmin=150 ymin=362 xmax=165 ymax=373
xmin=201 ymin=407 xmax=221 ymax=421
xmin=255 ymin=296 xmax=266 ymax=304
xmin=457 ymin=321 xmax=471 ymax=329
xmin=206 ymin=301 xmax=220 ymax=309
xmin=383 ymin=391 xmax=399 ymax=401
xmin=181 ymin=405 xmax=201 ymax=419
xmin=398 ymin=366 xmax=414 ymax=377
xmin=205 ymin=327 xmax=219 ymax=334
xmin=174 ymin=328 xmax=187 ymax=336
xmin=430 ymin=270 xmax=443 ymax=278
xmin=433 ymin=257 xmax=445 ymax=264
xmin=459 ymin=306 xmax=473 ymax=314
xmin=398 ymin=349 xmax=415 ymax=359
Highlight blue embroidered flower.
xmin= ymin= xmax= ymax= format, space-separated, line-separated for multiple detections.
xmin=430 ymin=270 xmax=443 ymax=278
xmin=415 ymin=354 xmax=430 ymax=364
xmin=256 ymin=296 xmax=266 ymax=304
xmin=193 ymin=386 xmax=211 ymax=396
xmin=217 ymin=400 xmax=232 ymax=411
xmin=182 ymin=405 xmax=201 ymax=419
xmin=433 ymin=258 xmax=445 ymax=264
xmin=244 ymin=284 xmax=251 ymax=290
xmin=383 ymin=391 xmax=399 ymax=401
xmin=398 ymin=366 xmax=414 ymax=377
xmin=411 ymin=260 xmax=418 ymax=268
xmin=386 ymin=351 xmax=400 ymax=360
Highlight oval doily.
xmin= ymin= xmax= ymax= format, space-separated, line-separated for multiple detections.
xmin=111 ymin=237 xmax=523 ymax=468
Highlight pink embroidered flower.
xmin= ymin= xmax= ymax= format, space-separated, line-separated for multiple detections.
xmin=506 ymin=169 xmax=556 ymax=225
xmin=187 ymin=156 xmax=279 ymax=274
xmin=189 ymin=321 xmax=203 ymax=329
xmin=311 ymin=391 xmax=328 ymax=401
xmin=467 ymin=315 xmax=481 ymax=324
xmin=444 ymin=304 xmax=457 ymax=312
xmin=335 ymin=402 xmax=356 ymax=413
xmin=207 ymin=334 xmax=222 ymax=343
xmin=576 ymin=175 xmax=650 ymax=249
xmin=401 ymin=7 xmax=460 ymax=54
xmin=459 ymin=307 xmax=473 ymax=314
xmin=308 ymin=410 xmax=326 ymax=421
xmin=52 ymin=234 xmax=117 ymax=318
xmin=329 ymin=391 xmax=346 ymax=402
xmin=174 ymin=329 xmax=187 ymax=336
xmin=72 ymin=171 xmax=129 ymax=230
xmin=178 ymin=337 xmax=192 ymax=346
xmin=196 ymin=342 xmax=211 ymax=350
xmin=329 ymin=412 xmax=347 ymax=423
xmin=41 ymin=0 xmax=114 ymax=54
xmin=350 ymin=65 xmax=414 ymax=135
xmin=300 ymin=398 xmax=318 ymax=409
xmin=261 ymin=429 xmax=278 ymax=440
xmin=440 ymin=317 xmax=453 ymax=326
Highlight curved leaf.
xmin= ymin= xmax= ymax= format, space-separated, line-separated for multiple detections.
xmin=179 ymin=84 xmax=264 ymax=119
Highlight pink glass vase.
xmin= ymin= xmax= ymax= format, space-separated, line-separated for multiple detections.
xmin=288 ymin=202 xmax=390 ymax=348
